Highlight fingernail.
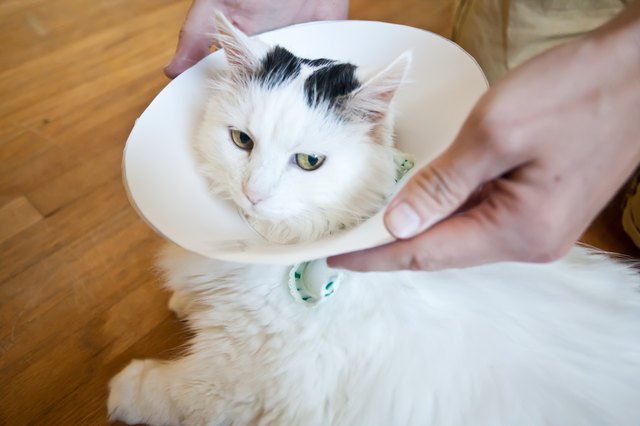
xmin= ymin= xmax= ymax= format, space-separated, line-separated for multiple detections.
xmin=163 ymin=60 xmax=178 ymax=78
xmin=385 ymin=202 xmax=421 ymax=239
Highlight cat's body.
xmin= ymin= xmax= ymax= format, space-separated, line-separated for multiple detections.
xmin=109 ymin=14 xmax=640 ymax=425
xmin=109 ymin=245 xmax=640 ymax=426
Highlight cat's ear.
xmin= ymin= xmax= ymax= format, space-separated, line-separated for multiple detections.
xmin=214 ymin=12 xmax=262 ymax=72
xmin=347 ymin=52 xmax=412 ymax=122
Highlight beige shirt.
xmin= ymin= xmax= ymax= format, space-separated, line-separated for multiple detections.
xmin=451 ymin=0 xmax=627 ymax=83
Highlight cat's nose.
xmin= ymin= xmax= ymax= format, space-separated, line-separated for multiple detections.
xmin=245 ymin=192 xmax=264 ymax=205
xmin=242 ymin=184 xmax=266 ymax=205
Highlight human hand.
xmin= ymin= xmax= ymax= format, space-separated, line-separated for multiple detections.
xmin=164 ymin=0 xmax=349 ymax=78
xmin=329 ymin=3 xmax=640 ymax=271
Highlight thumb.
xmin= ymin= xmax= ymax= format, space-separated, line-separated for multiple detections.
xmin=164 ymin=0 xmax=220 ymax=79
xmin=384 ymin=141 xmax=495 ymax=240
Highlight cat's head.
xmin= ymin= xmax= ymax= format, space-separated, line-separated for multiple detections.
xmin=195 ymin=13 xmax=411 ymax=243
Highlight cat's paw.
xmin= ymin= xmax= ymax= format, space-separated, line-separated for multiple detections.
xmin=168 ymin=291 xmax=191 ymax=320
xmin=108 ymin=359 xmax=159 ymax=425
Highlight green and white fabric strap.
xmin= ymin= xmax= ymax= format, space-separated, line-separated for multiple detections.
xmin=286 ymin=151 xmax=413 ymax=307
xmin=288 ymin=260 xmax=344 ymax=307
xmin=394 ymin=150 xmax=415 ymax=183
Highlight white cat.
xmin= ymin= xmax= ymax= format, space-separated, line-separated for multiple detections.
xmin=109 ymin=14 xmax=640 ymax=426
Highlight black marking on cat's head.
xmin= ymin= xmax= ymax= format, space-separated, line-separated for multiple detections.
xmin=254 ymin=45 xmax=360 ymax=113
xmin=304 ymin=63 xmax=360 ymax=110
xmin=300 ymin=57 xmax=336 ymax=68
xmin=256 ymin=46 xmax=302 ymax=89
xmin=256 ymin=47 xmax=339 ymax=89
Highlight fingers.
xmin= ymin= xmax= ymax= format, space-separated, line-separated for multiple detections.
xmin=164 ymin=0 xmax=351 ymax=78
xmin=164 ymin=0 xmax=220 ymax=78
xmin=384 ymin=133 xmax=501 ymax=240
xmin=329 ymin=185 xmax=550 ymax=271
xmin=329 ymin=207 xmax=509 ymax=271
xmin=329 ymin=175 xmax=576 ymax=272
xmin=164 ymin=31 xmax=214 ymax=78
xmin=384 ymin=161 xmax=472 ymax=239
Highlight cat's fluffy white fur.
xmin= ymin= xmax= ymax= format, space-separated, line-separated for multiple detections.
xmin=109 ymin=14 xmax=640 ymax=425
xmin=109 ymin=246 xmax=640 ymax=426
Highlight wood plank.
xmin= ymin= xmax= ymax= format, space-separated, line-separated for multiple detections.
xmin=0 ymin=130 xmax=81 ymax=203
xmin=25 ymin=77 xmax=169 ymax=218
xmin=43 ymin=315 xmax=191 ymax=426
xmin=26 ymin=143 xmax=125 ymax=216
xmin=0 ymin=2 xmax=187 ymax=141
xmin=0 ymin=0 xmax=187 ymax=69
xmin=0 ymin=221 xmax=159 ymax=363
xmin=0 ymin=176 xmax=129 ymax=283
xmin=0 ymin=196 xmax=43 ymax=243
xmin=0 ymin=129 xmax=38 ymax=163
xmin=0 ymin=1 xmax=194 ymax=423
xmin=0 ymin=272 xmax=175 ymax=423
xmin=41 ymin=70 xmax=166 ymax=144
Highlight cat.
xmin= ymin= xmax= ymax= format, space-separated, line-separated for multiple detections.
xmin=192 ymin=15 xmax=409 ymax=245
xmin=108 ymin=13 xmax=640 ymax=426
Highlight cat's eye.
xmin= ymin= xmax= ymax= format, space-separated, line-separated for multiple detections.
xmin=295 ymin=153 xmax=326 ymax=171
xmin=230 ymin=129 xmax=254 ymax=151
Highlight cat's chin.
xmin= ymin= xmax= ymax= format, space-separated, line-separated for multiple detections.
xmin=237 ymin=209 xmax=335 ymax=245
xmin=238 ymin=198 xmax=382 ymax=246
xmin=241 ymin=214 xmax=313 ymax=245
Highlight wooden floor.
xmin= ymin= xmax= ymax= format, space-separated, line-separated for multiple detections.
xmin=0 ymin=1 xmax=636 ymax=425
